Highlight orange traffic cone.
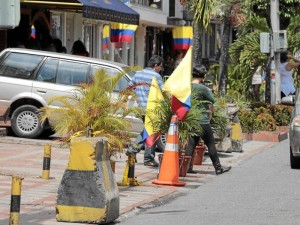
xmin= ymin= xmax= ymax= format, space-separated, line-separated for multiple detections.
xmin=152 ymin=115 xmax=186 ymax=186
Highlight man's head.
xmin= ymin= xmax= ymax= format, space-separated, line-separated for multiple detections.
xmin=192 ymin=66 xmax=207 ymax=79
xmin=148 ymin=55 xmax=164 ymax=73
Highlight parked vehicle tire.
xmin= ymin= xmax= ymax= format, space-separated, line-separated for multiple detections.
xmin=11 ymin=105 xmax=44 ymax=138
xmin=290 ymin=147 xmax=300 ymax=169
xmin=156 ymin=134 xmax=166 ymax=152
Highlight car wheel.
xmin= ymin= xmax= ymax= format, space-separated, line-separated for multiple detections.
xmin=290 ymin=147 xmax=300 ymax=169
xmin=11 ymin=105 xmax=44 ymax=139
xmin=156 ymin=133 xmax=166 ymax=152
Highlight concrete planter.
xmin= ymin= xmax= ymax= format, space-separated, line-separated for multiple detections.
xmin=56 ymin=137 xmax=119 ymax=224
xmin=242 ymin=130 xmax=288 ymax=142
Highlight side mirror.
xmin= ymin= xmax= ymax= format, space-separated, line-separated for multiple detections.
xmin=281 ymin=95 xmax=295 ymax=106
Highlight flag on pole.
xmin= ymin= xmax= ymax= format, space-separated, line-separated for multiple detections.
xmin=142 ymin=77 xmax=164 ymax=147
xmin=172 ymin=26 xmax=193 ymax=50
xmin=102 ymin=25 xmax=110 ymax=51
xmin=110 ymin=22 xmax=138 ymax=43
xmin=163 ymin=47 xmax=192 ymax=121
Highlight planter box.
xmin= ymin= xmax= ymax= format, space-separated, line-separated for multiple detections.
xmin=243 ymin=130 xmax=288 ymax=142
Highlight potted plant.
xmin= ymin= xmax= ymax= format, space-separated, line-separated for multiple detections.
xmin=40 ymin=69 xmax=143 ymax=161
xmin=149 ymin=93 xmax=204 ymax=176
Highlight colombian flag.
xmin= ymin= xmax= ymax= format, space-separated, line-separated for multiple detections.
xmin=163 ymin=47 xmax=192 ymax=121
xmin=31 ymin=25 xmax=36 ymax=39
xmin=142 ymin=77 xmax=164 ymax=147
xmin=172 ymin=26 xmax=193 ymax=50
xmin=102 ymin=25 xmax=110 ymax=51
xmin=110 ymin=22 xmax=138 ymax=43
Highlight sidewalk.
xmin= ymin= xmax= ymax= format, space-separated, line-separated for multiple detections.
xmin=0 ymin=135 xmax=275 ymax=225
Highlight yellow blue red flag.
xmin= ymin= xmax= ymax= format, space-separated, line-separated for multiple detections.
xmin=110 ymin=22 xmax=138 ymax=43
xmin=163 ymin=47 xmax=192 ymax=121
xmin=142 ymin=77 xmax=164 ymax=147
xmin=102 ymin=25 xmax=110 ymax=51
xmin=172 ymin=26 xmax=193 ymax=50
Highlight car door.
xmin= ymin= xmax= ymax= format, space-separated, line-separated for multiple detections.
xmin=32 ymin=58 xmax=90 ymax=107
xmin=0 ymin=52 xmax=43 ymax=116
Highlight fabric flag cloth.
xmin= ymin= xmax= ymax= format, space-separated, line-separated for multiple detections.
xmin=163 ymin=47 xmax=192 ymax=121
xmin=31 ymin=25 xmax=36 ymax=39
xmin=172 ymin=26 xmax=193 ymax=50
xmin=110 ymin=22 xmax=138 ymax=43
xmin=102 ymin=25 xmax=110 ymax=51
xmin=142 ymin=77 xmax=164 ymax=147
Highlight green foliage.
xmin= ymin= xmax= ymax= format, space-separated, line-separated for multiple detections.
xmin=238 ymin=103 xmax=293 ymax=133
xmin=40 ymin=69 xmax=143 ymax=157
xmin=149 ymin=93 xmax=204 ymax=149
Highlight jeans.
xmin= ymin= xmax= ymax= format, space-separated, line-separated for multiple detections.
xmin=127 ymin=115 xmax=157 ymax=163
xmin=185 ymin=123 xmax=220 ymax=166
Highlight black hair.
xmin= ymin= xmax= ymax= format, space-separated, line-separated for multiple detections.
xmin=192 ymin=66 xmax=207 ymax=78
xmin=147 ymin=55 xmax=164 ymax=68
xmin=71 ymin=40 xmax=87 ymax=54
xmin=280 ymin=52 xmax=288 ymax=63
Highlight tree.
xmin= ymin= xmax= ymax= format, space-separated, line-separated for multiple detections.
xmin=183 ymin=0 xmax=241 ymax=96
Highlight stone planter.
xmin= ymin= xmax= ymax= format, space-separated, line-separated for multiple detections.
xmin=242 ymin=130 xmax=288 ymax=142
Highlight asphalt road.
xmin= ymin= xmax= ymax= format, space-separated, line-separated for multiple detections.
xmin=117 ymin=139 xmax=300 ymax=225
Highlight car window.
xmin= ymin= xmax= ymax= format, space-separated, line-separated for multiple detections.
xmin=91 ymin=65 xmax=129 ymax=92
xmin=36 ymin=58 xmax=58 ymax=83
xmin=56 ymin=61 xmax=89 ymax=86
xmin=0 ymin=52 xmax=43 ymax=78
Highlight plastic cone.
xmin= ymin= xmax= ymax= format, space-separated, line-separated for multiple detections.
xmin=152 ymin=115 xmax=186 ymax=186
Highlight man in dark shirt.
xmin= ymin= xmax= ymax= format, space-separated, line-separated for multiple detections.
xmin=185 ymin=66 xmax=231 ymax=175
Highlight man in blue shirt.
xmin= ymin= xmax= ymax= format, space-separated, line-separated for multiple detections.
xmin=127 ymin=55 xmax=164 ymax=167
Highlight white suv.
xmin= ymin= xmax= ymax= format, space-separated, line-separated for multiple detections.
xmin=0 ymin=48 xmax=143 ymax=138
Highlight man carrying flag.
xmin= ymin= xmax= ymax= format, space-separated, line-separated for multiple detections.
xmin=127 ymin=55 xmax=164 ymax=167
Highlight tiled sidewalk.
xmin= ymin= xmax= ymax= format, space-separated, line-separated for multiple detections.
xmin=0 ymin=137 xmax=274 ymax=225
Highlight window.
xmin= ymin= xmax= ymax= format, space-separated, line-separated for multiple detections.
xmin=0 ymin=53 xmax=43 ymax=78
xmin=56 ymin=61 xmax=89 ymax=86
xmin=91 ymin=65 xmax=129 ymax=92
xmin=36 ymin=59 xmax=58 ymax=83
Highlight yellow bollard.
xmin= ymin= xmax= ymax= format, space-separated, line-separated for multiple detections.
xmin=9 ymin=176 xmax=23 ymax=225
xmin=119 ymin=154 xmax=142 ymax=186
xmin=42 ymin=144 xmax=52 ymax=179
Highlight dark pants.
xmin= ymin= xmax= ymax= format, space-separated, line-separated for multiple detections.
xmin=185 ymin=123 xmax=220 ymax=167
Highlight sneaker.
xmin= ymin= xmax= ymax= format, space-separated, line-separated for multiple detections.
xmin=144 ymin=160 xmax=159 ymax=167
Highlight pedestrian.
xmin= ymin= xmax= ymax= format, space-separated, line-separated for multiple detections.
xmin=251 ymin=65 xmax=264 ymax=101
xmin=71 ymin=40 xmax=89 ymax=56
xmin=280 ymin=52 xmax=300 ymax=98
xmin=126 ymin=55 xmax=164 ymax=167
xmin=53 ymin=38 xmax=67 ymax=53
xmin=174 ymin=50 xmax=183 ymax=69
xmin=185 ymin=66 xmax=231 ymax=175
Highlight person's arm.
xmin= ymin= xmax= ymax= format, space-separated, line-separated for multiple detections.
xmin=287 ymin=55 xmax=300 ymax=70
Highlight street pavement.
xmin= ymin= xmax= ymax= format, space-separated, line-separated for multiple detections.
xmin=0 ymin=131 xmax=276 ymax=225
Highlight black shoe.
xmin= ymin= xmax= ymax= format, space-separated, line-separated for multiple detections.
xmin=215 ymin=166 xmax=231 ymax=175
xmin=187 ymin=168 xmax=197 ymax=174
xmin=144 ymin=160 xmax=159 ymax=167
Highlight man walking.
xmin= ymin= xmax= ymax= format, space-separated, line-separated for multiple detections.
xmin=127 ymin=55 xmax=164 ymax=167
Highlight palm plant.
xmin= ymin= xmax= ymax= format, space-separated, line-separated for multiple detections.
xmin=40 ymin=69 xmax=143 ymax=157
xmin=147 ymin=92 xmax=204 ymax=150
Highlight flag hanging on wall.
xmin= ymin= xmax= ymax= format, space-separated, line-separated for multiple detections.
xmin=172 ymin=26 xmax=193 ymax=50
xmin=110 ymin=22 xmax=138 ymax=43
xmin=142 ymin=77 xmax=164 ymax=147
xmin=102 ymin=25 xmax=110 ymax=51
xmin=163 ymin=47 xmax=192 ymax=121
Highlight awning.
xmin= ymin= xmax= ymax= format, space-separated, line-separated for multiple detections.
xmin=21 ymin=0 xmax=140 ymax=25
xmin=78 ymin=0 xmax=139 ymax=25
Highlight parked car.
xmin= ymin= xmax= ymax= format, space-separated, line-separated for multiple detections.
xmin=0 ymin=48 xmax=143 ymax=139
xmin=281 ymin=91 xmax=300 ymax=169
